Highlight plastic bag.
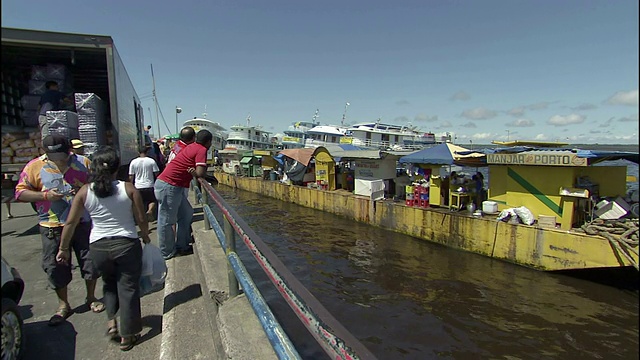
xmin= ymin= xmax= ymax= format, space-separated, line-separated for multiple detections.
xmin=514 ymin=206 xmax=535 ymax=225
xmin=141 ymin=243 xmax=167 ymax=286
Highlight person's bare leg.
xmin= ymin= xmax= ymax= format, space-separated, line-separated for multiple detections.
xmin=5 ymin=202 xmax=12 ymax=218
xmin=85 ymin=278 xmax=98 ymax=301
xmin=54 ymin=286 xmax=70 ymax=310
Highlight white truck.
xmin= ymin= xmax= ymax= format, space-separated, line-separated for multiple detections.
xmin=1 ymin=27 xmax=145 ymax=181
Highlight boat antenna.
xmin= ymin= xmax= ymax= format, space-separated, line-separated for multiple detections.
xmin=341 ymin=102 xmax=350 ymax=126
xmin=312 ymin=109 xmax=319 ymax=125
xmin=247 ymin=113 xmax=251 ymax=126
xmin=203 ymin=104 xmax=208 ymax=119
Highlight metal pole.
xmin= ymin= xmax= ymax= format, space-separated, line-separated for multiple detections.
xmin=175 ymin=106 xmax=178 ymax=134
xmin=224 ymin=216 xmax=240 ymax=297
xmin=202 ymin=184 xmax=210 ymax=230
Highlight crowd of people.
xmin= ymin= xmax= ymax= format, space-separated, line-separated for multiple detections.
xmin=13 ymin=126 xmax=212 ymax=351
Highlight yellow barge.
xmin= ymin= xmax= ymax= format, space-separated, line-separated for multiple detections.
xmin=214 ymin=172 xmax=638 ymax=271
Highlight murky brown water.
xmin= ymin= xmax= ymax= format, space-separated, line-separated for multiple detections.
xmin=208 ymin=185 xmax=639 ymax=360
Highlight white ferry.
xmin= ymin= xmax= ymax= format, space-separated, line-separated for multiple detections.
xmin=281 ymin=110 xmax=320 ymax=149
xmin=304 ymin=125 xmax=349 ymax=148
xmin=345 ymin=120 xmax=437 ymax=150
xmin=219 ymin=116 xmax=274 ymax=174
xmin=182 ymin=117 xmax=228 ymax=151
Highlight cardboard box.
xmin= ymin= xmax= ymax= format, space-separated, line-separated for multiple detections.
xmin=538 ymin=215 xmax=556 ymax=228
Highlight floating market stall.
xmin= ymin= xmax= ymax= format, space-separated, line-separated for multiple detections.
xmin=465 ymin=147 xmax=639 ymax=230
xmin=398 ymin=143 xmax=486 ymax=207
xmin=278 ymin=147 xmax=336 ymax=190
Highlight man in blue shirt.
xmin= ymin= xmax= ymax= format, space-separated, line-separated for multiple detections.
xmin=38 ymin=81 xmax=67 ymax=141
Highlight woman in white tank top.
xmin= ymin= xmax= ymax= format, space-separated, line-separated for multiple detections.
xmin=57 ymin=146 xmax=151 ymax=351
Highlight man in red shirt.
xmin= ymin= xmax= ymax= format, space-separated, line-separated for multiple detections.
xmin=154 ymin=130 xmax=212 ymax=259
xmin=167 ymin=126 xmax=196 ymax=164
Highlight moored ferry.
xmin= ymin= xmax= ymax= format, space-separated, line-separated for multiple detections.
xmin=345 ymin=120 xmax=437 ymax=150
xmin=182 ymin=117 xmax=228 ymax=151
xmin=219 ymin=116 xmax=274 ymax=174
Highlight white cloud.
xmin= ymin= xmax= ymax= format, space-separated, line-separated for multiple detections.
xmin=618 ymin=114 xmax=639 ymax=122
xmin=461 ymin=122 xmax=477 ymax=128
xmin=507 ymin=106 xmax=526 ymax=117
xmin=449 ymin=91 xmax=470 ymax=101
xmin=394 ymin=116 xmax=409 ymax=123
xmin=506 ymin=119 xmax=535 ymax=127
xmin=471 ymin=132 xmax=493 ymax=140
xmin=414 ymin=113 xmax=438 ymax=122
xmin=547 ymin=113 xmax=586 ymax=126
xmin=605 ymin=89 xmax=638 ymax=106
xmin=461 ymin=107 xmax=497 ymax=120
xmin=534 ymin=133 xmax=548 ymax=140
xmin=438 ymin=121 xmax=453 ymax=128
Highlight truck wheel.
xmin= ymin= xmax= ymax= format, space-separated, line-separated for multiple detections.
xmin=1 ymin=297 xmax=24 ymax=360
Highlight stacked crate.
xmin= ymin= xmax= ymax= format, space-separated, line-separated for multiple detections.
xmin=75 ymin=93 xmax=107 ymax=156
xmin=414 ymin=184 xmax=429 ymax=208
xmin=405 ymin=185 xmax=415 ymax=206
xmin=46 ymin=110 xmax=79 ymax=140
xmin=1 ymin=71 xmax=24 ymax=127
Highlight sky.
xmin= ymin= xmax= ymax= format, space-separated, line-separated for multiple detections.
xmin=2 ymin=0 xmax=638 ymax=144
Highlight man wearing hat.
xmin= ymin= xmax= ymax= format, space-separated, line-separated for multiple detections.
xmin=71 ymin=139 xmax=85 ymax=156
xmin=15 ymin=135 xmax=104 ymax=326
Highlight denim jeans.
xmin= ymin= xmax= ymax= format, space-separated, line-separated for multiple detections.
xmin=154 ymin=179 xmax=193 ymax=258
xmin=90 ymin=237 xmax=142 ymax=337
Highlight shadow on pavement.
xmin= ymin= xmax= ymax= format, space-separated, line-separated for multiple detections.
xmin=192 ymin=214 xmax=204 ymax=223
xmin=18 ymin=304 xmax=34 ymax=321
xmin=138 ymin=314 xmax=163 ymax=345
xmin=22 ymin=320 xmax=77 ymax=360
xmin=162 ymin=284 xmax=203 ymax=314
xmin=18 ymin=224 xmax=40 ymax=237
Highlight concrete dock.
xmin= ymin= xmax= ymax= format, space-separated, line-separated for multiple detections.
xmin=1 ymin=196 xmax=277 ymax=359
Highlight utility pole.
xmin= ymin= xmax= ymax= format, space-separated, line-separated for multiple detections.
xmin=151 ymin=64 xmax=161 ymax=137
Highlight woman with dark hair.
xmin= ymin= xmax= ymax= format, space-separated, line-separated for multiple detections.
xmin=57 ymin=146 xmax=151 ymax=351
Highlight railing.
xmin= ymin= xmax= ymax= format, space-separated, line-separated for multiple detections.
xmin=193 ymin=178 xmax=377 ymax=360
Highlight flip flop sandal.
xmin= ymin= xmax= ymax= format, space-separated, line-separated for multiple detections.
xmin=48 ymin=306 xmax=72 ymax=326
xmin=87 ymin=299 xmax=106 ymax=313
xmin=120 ymin=334 xmax=141 ymax=351
xmin=106 ymin=326 xmax=120 ymax=341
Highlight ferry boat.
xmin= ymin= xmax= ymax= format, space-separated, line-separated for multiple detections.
xmin=182 ymin=117 xmax=228 ymax=151
xmin=281 ymin=110 xmax=320 ymax=149
xmin=304 ymin=125 xmax=349 ymax=148
xmin=181 ymin=116 xmax=228 ymax=164
xmin=219 ymin=116 xmax=274 ymax=174
xmin=345 ymin=120 xmax=437 ymax=150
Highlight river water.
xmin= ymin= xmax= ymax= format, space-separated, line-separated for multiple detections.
xmin=208 ymin=183 xmax=638 ymax=360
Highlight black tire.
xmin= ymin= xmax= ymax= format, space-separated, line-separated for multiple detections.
xmin=1 ymin=297 xmax=24 ymax=360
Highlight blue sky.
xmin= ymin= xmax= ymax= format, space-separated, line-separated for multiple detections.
xmin=3 ymin=0 xmax=638 ymax=144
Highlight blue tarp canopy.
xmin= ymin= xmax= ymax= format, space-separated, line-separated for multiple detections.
xmin=398 ymin=143 xmax=486 ymax=166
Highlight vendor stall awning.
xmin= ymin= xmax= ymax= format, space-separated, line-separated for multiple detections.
xmin=240 ymin=157 xmax=254 ymax=164
xmin=398 ymin=143 xmax=485 ymax=166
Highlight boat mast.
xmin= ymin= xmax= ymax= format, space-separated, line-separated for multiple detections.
xmin=312 ymin=109 xmax=319 ymax=126
xmin=341 ymin=102 xmax=350 ymax=126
